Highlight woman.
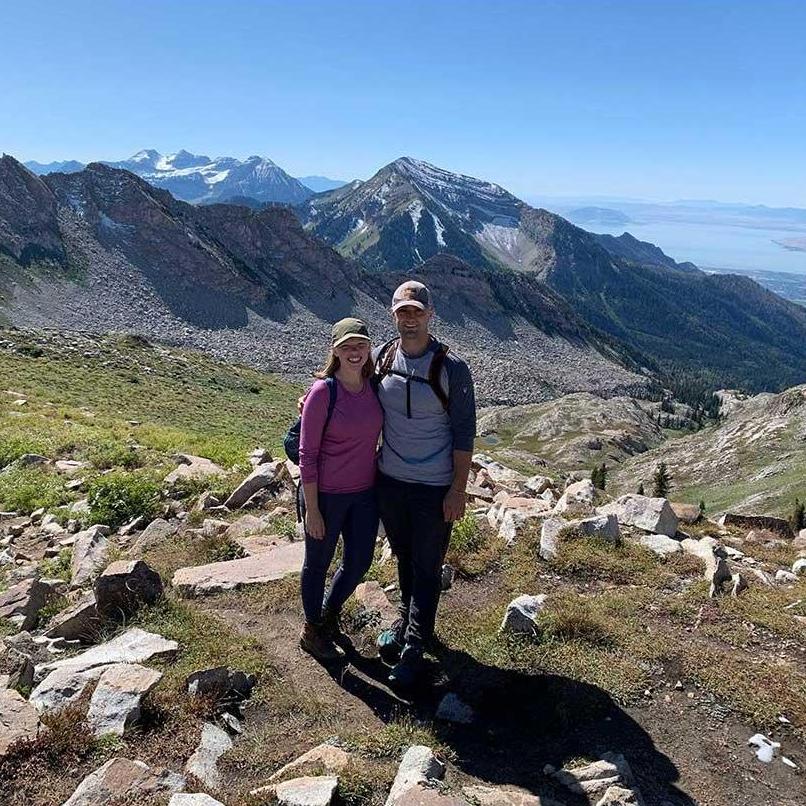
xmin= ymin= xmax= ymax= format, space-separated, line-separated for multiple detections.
xmin=298 ymin=317 xmax=383 ymax=661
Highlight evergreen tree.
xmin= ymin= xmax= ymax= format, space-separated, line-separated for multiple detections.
xmin=652 ymin=462 xmax=672 ymax=498
xmin=600 ymin=462 xmax=608 ymax=491
xmin=637 ymin=482 xmax=645 ymax=496
xmin=591 ymin=462 xmax=608 ymax=491
xmin=792 ymin=498 xmax=806 ymax=532
xmin=699 ymin=499 xmax=706 ymax=515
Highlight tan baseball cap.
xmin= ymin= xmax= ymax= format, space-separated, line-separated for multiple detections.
xmin=391 ymin=280 xmax=432 ymax=312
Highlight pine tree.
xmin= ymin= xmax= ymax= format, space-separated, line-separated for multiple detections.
xmin=600 ymin=462 xmax=608 ymax=491
xmin=699 ymin=499 xmax=706 ymax=515
xmin=591 ymin=462 xmax=608 ymax=491
xmin=652 ymin=462 xmax=672 ymax=498
xmin=637 ymin=482 xmax=645 ymax=496
xmin=792 ymin=498 xmax=806 ymax=532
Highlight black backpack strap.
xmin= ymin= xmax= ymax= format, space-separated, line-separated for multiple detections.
xmin=428 ymin=345 xmax=450 ymax=411
xmin=323 ymin=375 xmax=338 ymax=430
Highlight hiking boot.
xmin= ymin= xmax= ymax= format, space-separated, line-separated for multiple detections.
xmin=300 ymin=623 xmax=343 ymax=662
xmin=376 ymin=617 xmax=407 ymax=665
xmin=388 ymin=644 xmax=425 ymax=690
xmin=321 ymin=607 xmax=349 ymax=648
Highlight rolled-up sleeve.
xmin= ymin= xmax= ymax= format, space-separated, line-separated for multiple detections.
xmin=299 ymin=381 xmax=329 ymax=483
xmin=447 ymin=358 xmax=476 ymax=452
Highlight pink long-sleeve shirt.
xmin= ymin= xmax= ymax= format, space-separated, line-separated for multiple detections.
xmin=299 ymin=378 xmax=383 ymax=494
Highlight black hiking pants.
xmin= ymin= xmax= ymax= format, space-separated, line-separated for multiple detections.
xmin=376 ymin=472 xmax=452 ymax=650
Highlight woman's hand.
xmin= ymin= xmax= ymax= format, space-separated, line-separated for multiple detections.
xmin=305 ymin=507 xmax=326 ymax=540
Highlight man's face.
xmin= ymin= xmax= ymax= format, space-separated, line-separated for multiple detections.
xmin=393 ymin=304 xmax=432 ymax=341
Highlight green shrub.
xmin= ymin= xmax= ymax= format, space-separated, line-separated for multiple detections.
xmin=450 ymin=513 xmax=483 ymax=553
xmin=0 ymin=466 xmax=69 ymax=513
xmin=40 ymin=548 xmax=72 ymax=584
xmin=85 ymin=441 xmax=142 ymax=470
xmin=0 ymin=435 xmax=43 ymax=469
xmin=87 ymin=471 xmax=161 ymax=530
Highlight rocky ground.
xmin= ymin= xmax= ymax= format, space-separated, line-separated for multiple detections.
xmin=1 ymin=335 xmax=805 ymax=805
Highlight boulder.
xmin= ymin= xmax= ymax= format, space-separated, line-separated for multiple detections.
xmin=670 ymin=502 xmax=702 ymax=525
xmin=265 ymin=743 xmax=351 ymax=784
xmin=776 ymin=569 xmax=799 ymax=584
xmin=471 ymin=454 xmax=528 ymax=487
xmin=500 ymin=594 xmax=547 ymax=636
xmin=55 ymin=460 xmax=89 ymax=476
xmin=539 ymin=517 xmax=568 ymax=560
xmin=274 ymin=776 xmax=339 ymax=806
xmin=250 ymin=448 xmax=273 ymax=467
xmin=62 ymin=757 xmax=185 ymax=806
xmin=0 ymin=688 xmax=39 ymax=756
xmin=545 ymin=753 xmax=638 ymax=801
xmin=597 ymin=494 xmax=678 ymax=537
xmin=0 ymin=577 xmax=56 ymax=631
xmin=435 ymin=692 xmax=474 ymax=724
xmin=595 ymin=786 xmax=639 ymax=805
xmin=44 ymin=592 xmax=102 ymax=642
xmin=524 ymin=475 xmax=555 ymax=496
xmin=553 ymin=479 xmax=596 ymax=516
xmin=186 ymin=721 xmax=233 ymax=790
xmin=575 ymin=514 xmax=620 ymax=543
xmin=31 ymin=628 xmax=177 ymax=712
xmin=638 ymin=534 xmax=682 ymax=557
xmin=461 ymin=786 xmax=544 ymax=806
xmin=94 ymin=559 xmax=163 ymax=620
xmin=224 ymin=461 xmax=285 ymax=509
xmin=172 ymin=540 xmax=304 ymax=597
xmin=224 ymin=514 xmax=270 ymax=540
xmin=792 ymin=558 xmax=806 ymax=576
xmin=186 ymin=666 xmax=257 ymax=706
xmin=70 ymin=526 xmax=110 ymax=588
xmin=354 ymin=581 xmax=398 ymax=627
xmin=165 ymin=454 xmax=225 ymax=485
xmin=86 ymin=662 xmax=163 ymax=736
xmin=129 ymin=518 xmax=178 ymax=557
xmin=193 ymin=491 xmax=222 ymax=512
xmin=719 ymin=513 xmax=794 ymax=539
xmin=386 ymin=745 xmax=445 ymax=806
xmin=170 ymin=796 xmax=225 ymax=806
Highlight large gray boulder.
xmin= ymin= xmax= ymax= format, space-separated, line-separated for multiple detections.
xmin=224 ymin=461 xmax=285 ymax=509
xmin=94 ymin=559 xmax=163 ymax=620
xmin=86 ymin=663 xmax=163 ymax=736
xmin=597 ymin=494 xmax=678 ymax=537
xmin=274 ymin=776 xmax=339 ymax=806
xmin=128 ymin=518 xmax=178 ymax=557
xmin=172 ymin=540 xmax=304 ymax=597
xmin=0 ymin=577 xmax=57 ymax=632
xmin=44 ymin=592 xmax=102 ymax=643
xmin=62 ymin=757 xmax=185 ymax=806
xmin=164 ymin=454 xmax=225 ymax=486
xmin=553 ymin=479 xmax=597 ymax=516
xmin=539 ymin=517 xmax=568 ymax=560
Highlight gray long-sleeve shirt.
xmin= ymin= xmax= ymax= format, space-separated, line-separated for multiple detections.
xmin=373 ymin=338 xmax=476 ymax=486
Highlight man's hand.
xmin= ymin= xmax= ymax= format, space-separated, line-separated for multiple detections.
xmin=443 ymin=487 xmax=466 ymax=523
xmin=305 ymin=507 xmax=326 ymax=539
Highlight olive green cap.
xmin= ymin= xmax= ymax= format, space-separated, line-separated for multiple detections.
xmin=331 ymin=317 xmax=370 ymax=348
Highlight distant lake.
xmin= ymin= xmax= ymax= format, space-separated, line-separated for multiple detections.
xmin=586 ymin=220 xmax=806 ymax=275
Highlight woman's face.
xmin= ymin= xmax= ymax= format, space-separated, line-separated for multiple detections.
xmin=334 ymin=337 xmax=370 ymax=370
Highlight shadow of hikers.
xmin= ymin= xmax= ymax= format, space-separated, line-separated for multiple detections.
xmin=426 ymin=637 xmax=696 ymax=806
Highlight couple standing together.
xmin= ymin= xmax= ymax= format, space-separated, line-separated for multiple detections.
xmin=296 ymin=280 xmax=476 ymax=689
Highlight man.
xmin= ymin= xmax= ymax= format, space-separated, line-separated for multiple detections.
xmin=373 ymin=280 xmax=476 ymax=688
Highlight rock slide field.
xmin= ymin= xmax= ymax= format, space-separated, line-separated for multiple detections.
xmin=0 ymin=331 xmax=805 ymax=805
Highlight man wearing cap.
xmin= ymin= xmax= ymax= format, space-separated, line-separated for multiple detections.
xmin=373 ymin=280 xmax=476 ymax=688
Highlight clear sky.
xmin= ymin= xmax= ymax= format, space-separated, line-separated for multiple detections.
xmin=3 ymin=0 xmax=805 ymax=206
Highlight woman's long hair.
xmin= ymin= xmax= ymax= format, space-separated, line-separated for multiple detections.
xmin=315 ymin=348 xmax=375 ymax=380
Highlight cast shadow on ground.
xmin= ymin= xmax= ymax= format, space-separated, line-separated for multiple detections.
xmin=323 ymin=637 xmax=695 ymax=806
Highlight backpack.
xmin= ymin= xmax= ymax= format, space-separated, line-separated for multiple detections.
xmin=283 ymin=376 xmax=338 ymax=465
xmin=373 ymin=338 xmax=450 ymax=414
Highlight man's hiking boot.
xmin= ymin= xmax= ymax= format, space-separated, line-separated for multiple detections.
xmin=376 ymin=617 xmax=407 ymax=665
xmin=388 ymin=644 xmax=425 ymax=690
xmin=300 ymin=623 xmax=342 ymax=662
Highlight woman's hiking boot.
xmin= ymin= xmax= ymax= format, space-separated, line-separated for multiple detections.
xmin=376 ymin=617 xmax=407 ymax=665
xmin=300 ymin=623 xmax=342 ymax=662
xmin=388 ymin=644 xmax=425 ymax=689
xmin=321 ymin=607 xmax=349 ymax=649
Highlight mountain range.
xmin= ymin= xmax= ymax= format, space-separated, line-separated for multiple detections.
xmin=23 ymin=151 xmax=346 ymax=205
xmin=5 ymin=152 xmax=806 ymax=399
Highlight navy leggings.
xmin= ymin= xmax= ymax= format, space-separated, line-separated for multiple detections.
xmin=300 ymin=487 xmax=379 ymax=625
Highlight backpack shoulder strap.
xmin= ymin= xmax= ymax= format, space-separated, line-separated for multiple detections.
xmin=428 ymin=344 xmax=450 ymax=411
xmin=374 ymin=338 xmax=399 ymax=384
xmin=323 ymin=376 xmax=338 ymax=429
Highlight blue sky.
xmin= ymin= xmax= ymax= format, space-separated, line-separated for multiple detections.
xmin=3 ymin=0 xmax=805 ymax=206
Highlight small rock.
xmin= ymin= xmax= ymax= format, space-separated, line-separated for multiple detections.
xmin=165 ymin=454 xmax=225 ymax=486
xmin=273 ymin=776 xmax=339 ymax=806
xmin=639 ymin=534 xmax=682 ymax=557
xmin=186 ymin=721 xmax=233 ymax=790
xmin=775 ymin=569 xmax=799 ymax=584
xmin=0 ymin=577 xmax=57 ymax=631
xmin=70 ymin=526 xmax=109 ymax=588
xmin=44 ymin=592 xmax=102 ymax=643
xmin=792 ymin=558 xmax=806 ymax=576
xmin=748 ymin=733 xmax=780 ymax=763
xmin=186 ymin=666 xmax=256 ymax=709
xmin=128 ymin=518 xmax=178 ymax=558
xmin=224 ymin=461 xmax=285 ymax=509
xmin=250 ymin=448 xmax=273 ymax=467
xmin=353 ymin=581 xmax=398 ymax=627
xmin=170 ymin=796 xmax=225 ymax=806
xmin=266 ymin=743 xmax=351 ymax=784
xmin=386 ymin=745 xmax=445 ymax=806
xmin=597 ymin=494 xmax=678 ymax=537
xmin=62 ymin=757 xmax=185 ymax=806
xmin=436 ymin=692 xmax=474 ymax=724
xmin=553 ymin=479 xmax=596 ymax=516
xmin=539 ymin=516 xmax=567 ymax=560
xmin=500 ymin=594 xmax=547 ymax=636
xmin=0 ymin=688 xmax=40 ymax=757
xmin=441 ymin=564 xmax=455 ymax=591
